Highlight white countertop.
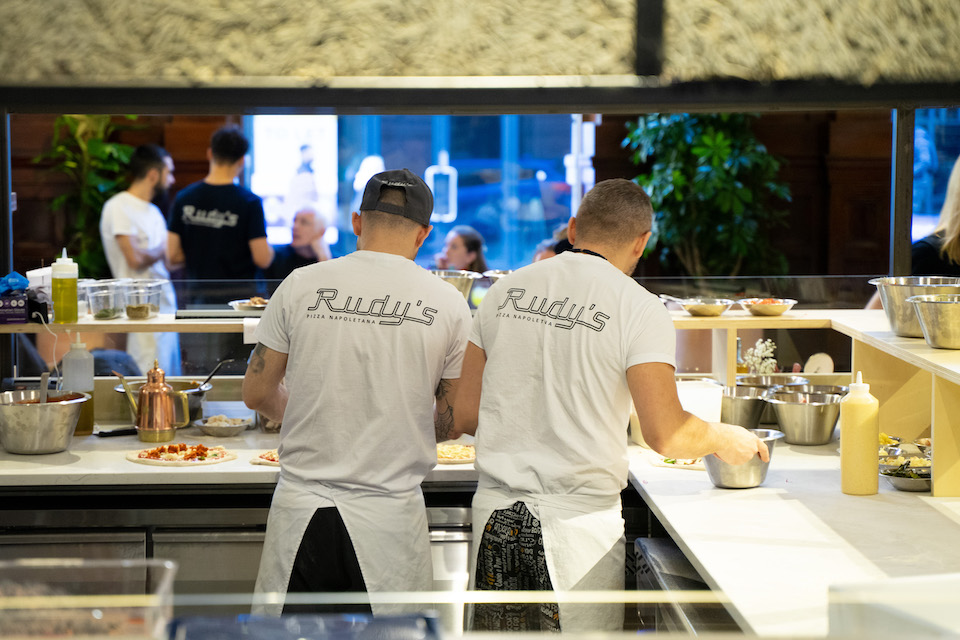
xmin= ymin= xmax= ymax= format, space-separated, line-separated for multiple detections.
xmin=0 ymin=427 xmax=477 ymax=487
xmin=628 ymin=439 xmax=960 ymax=637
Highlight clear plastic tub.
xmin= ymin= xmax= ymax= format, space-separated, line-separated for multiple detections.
xmin=88 ymin=288 xmax=123 ymax=320
xmin=0 ymin=558 xmax=176 ymax=638
xmin=124 ymin=284 xmax=162 ymax=319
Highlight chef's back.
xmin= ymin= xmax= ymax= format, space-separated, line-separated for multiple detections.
xmin=255 ymin=252 xmax=472 ymax=493
xmin=471 ymin=250 xmax=676 ymax=497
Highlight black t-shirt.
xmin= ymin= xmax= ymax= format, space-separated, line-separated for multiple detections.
xmin=168 ymin=181 xmax=267 ymax=280
xmin=912 ymin=233 xmax=960 ymax=276
xmin=260 ymin=244 xmax=316 ymax=281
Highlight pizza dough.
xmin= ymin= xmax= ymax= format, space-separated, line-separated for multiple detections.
xmin=437 ymin=443 xmax=475 ymax=465
xmin=250 ymin=449 xmax=280 ymax=467
xmin=126 ymin=443 xmax=236 ymax=466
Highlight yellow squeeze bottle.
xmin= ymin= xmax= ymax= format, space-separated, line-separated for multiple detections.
xmin=840 ymin=371 xmax=879 ymax=495
xmin=52 ymin=248 xmax=78 ymax=324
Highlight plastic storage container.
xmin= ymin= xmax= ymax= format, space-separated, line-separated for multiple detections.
xmin=123 ymin=280 xmax=162 ymax=319
xmin=0 ymin=558 xmax=176 ymax=638
xmin=88 ymin=281 xmax=124 ymax=320
xmin=61 ymin=339 xmax=95 ymax=435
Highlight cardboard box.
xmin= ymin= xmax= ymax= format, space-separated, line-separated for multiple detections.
xmin=0 ymin=291 xmax=28 ymax=324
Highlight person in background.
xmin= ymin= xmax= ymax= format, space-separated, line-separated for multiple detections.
xmin=435 ymin=225 xmax=488 ymax=273
xmin=243 ymin=169 xmax=473 ymax=616
xmin=261 ymin=205 xmax=332 ymax=281
xmin=532 ymin=222 xmax=573 ymax=262
xmin=453 ymin=179 xmax=767 ymax=632
xmin=167 ymin=125 xmax=274 ymax=283
xmin=99 ymin=144 xmax=181 ymax=375
xmin=912 ymin=154 xmax=960 ymax=276
xmin=867 ymin=154 xmax=960 ymax=310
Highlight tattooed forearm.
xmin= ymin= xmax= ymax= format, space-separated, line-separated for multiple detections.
xmin=248 ymin=343 xmax=268 ymax=375
xmin=434 ymin=379 xmax=455 ymax=442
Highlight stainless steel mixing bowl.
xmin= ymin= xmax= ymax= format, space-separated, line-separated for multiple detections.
xmin=907 ymin=294 xmax=960 ymax=349
xmin=431 ymin=269 xmax=482 ymax=300
xmin=720 ymin=386 xmax=767 ymax=429
xmin=869 ymin=276 xmax=960 ymax=338
xmin=703 ymin=428 xmax=784 ymax=489
xmin=0 ymin=390 xmax=89 ymax=454
xmin=737 ymin=374 xmax=809 ymax=425
xmin=764 ymin=391 xmax=842 ymax=445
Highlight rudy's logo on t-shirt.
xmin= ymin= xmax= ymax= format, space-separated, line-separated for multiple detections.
xmin=496 ymin=287 xmax=609 ymax=331
xmin=306 ymin=288 xmax=437 ymax=326
xmin=181 ymin=205 xmax=239 ymax=229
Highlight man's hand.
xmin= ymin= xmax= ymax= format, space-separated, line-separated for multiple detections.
xmin=713 ymin=424 xmax=769 ymax=464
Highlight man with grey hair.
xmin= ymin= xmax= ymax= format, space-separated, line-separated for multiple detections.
xmin=244 ymin=169 xmax=473 ymax=615
xmin=454 ymin=178 xmax=767 ymax=631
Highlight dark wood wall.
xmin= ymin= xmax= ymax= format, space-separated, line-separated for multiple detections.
xmin=11 ymin=111 xmax=892 ymax=278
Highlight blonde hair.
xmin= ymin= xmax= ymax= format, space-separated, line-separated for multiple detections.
xmin=936 ymin=156 xmax=960 ymax=265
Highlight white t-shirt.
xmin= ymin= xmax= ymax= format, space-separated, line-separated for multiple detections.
xmin=255 ymin=250 xmax=473 ymax=494
xmin=99 ymin=191 xmax=180 ymax=375
xmin=99 ymin=191 xmax=171 ymax=281
xmin=470 ymin=251 xmax=676 ymax=498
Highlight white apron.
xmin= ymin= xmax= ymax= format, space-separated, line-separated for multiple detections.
xmin=471 ymin=483 xmax=625 ymax=631
xmin=253 ymin=474 xmax=433 ymax=617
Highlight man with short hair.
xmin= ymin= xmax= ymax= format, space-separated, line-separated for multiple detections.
xmin=454 ymin=179 xmax=768 ymax=632
xmin=244 ymin=169 xmax=473 ymax=616
xmin=99 ymin=144 xmax=180 ymax=374
xmin=261 ymin=205 xmax=331 ymax=281
xmin=167 ymin=124 xmax=273 ymax=281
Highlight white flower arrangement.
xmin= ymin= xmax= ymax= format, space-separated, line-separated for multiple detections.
xmin=743 ymin=338 xmax=778 ymax=374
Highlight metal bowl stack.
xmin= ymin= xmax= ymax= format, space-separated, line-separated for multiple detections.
xmin=703 ymin=428 xmax=785 ymax=489
xmin=763 ymin=390 xmax=842 ymax=445
xmin=907 ymin=294 xmax=960 ymax=349
xmin=720 ymin=386 xmax=767 ymax=429
xmin=737 ymin=374 xmax=809 ymax=425
xmin=869 ymin=276 xmax=960 ymax=337
xmin=0 ymin=390 xmax=89 ymax=454
xmin=431 ymin=269 xmax=482 ymax=301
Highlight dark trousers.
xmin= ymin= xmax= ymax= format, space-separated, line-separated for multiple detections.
xmin=283 ymin=507 xmax=372 ymax=615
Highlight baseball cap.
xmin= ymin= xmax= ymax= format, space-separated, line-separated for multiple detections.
xmin=359 ymin=168 xmax=434 ymax=226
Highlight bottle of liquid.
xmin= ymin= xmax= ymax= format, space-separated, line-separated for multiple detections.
xmin=51 ymin=248 xmax=78 ymax=324
xmin=736 ymin=337 xmax=749 ymax=374
xmin=840 ymin=371 xmax=879 ymax=495
xmin=62 ymin=338 xmax=95 ymax=436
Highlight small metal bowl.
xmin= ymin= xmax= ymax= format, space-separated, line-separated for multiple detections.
xmin=703 ymin=428 xmax=785 ymax=489
xmin=737 ymin=298 xmax=798 ymax=316
xmin=194 ymin=417 xmax=252 ymax=437
xmin=879 ymin=455 xmax=931 ymax=473
xmin=907 ymin=294 xmax=960 ymax=349
xmin=881 ymin=470 xmax=931 ymax=492
xmin=660 ymin=294 xmax=735 ymax=317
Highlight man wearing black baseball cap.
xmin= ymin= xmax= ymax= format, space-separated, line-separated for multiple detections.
xmin=244 ymin=168 xmax=473 ymax=616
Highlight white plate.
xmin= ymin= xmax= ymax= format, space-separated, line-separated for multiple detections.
xmin=228 ymin=299 xmax=268 ymax=310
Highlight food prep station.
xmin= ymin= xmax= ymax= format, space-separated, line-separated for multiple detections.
xmin=3 ymin=306 xmax=960 ymax=634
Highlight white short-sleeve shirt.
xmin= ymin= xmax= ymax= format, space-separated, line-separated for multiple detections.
xmin=255 ymin=250 xmax=473 ymax=494
xmin=470 ymin=251 xmax=676 ymax=498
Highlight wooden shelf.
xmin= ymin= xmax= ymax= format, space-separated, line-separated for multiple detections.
xmin=0 ymin=314 xmax=245 ymax=334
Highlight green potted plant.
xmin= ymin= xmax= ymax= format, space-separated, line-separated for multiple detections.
xmin=623 ymin=113 xmax=791 ymax=280
xmin=34 ymin=115 xmax=137 ymax=277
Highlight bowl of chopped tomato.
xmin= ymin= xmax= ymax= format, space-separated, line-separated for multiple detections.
xmin=737 ymin=297 xmax=797 ymax=316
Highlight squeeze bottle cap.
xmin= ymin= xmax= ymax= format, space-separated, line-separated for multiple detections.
xmin=52 ymin=248 xmax=78 ymax=277
xmin=849 ymin=370 xmax=869 ymax=395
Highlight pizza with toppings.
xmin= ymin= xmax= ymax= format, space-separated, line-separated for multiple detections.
xmin=126 ymin=443 xmax=236 ymax=466
xmin=649 ymin=453 xmax=705 ymax=470
xmin=437 ymin=443 xmax=475 ymax=464
xmin=250 ymin=449 xmax=280 ymax=467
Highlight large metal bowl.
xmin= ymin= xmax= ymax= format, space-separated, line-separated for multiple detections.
xmin=869 ymin=276 xmax=960 ymax=338
xmin=703 ymin=428 xmax=785 ymax=489
xmin=720 ymin=386 xmax=767 ymax=429
xmin=737 ymin=375 xmax=809 ymax=425
xmin=678 ymin=297 xmax=736 ymax=317
xmin=907 ymin=294 xmax=960 ymax=349
xmin=0 ymin=390 xmax=89 ymax=454
xmin=431 ymin=269 xmax=482 ymax=300
xmin=764 ymin=390 xmax=842 ymax=445
xmin=770 ymin=384 xmax=849 ymax=397
xmin=114 ymin=380 xmax=212 ymax=422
